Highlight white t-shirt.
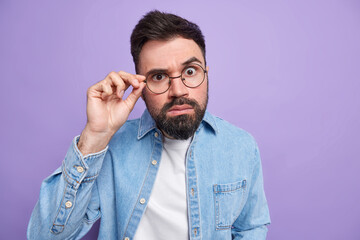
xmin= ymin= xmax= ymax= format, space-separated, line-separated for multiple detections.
xmin=133 ymin=136 xmax=191 ymax=240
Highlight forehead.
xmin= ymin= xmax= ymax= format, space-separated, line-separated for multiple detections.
xmin=138 ymin=37 xmax=204 ymax=74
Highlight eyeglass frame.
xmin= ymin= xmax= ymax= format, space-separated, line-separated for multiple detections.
xmin=144 ymin=63 xmax=208 ymax=94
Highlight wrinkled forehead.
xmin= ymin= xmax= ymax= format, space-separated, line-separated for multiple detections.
xmin=138 ymin=37 xmax=204 ymax=75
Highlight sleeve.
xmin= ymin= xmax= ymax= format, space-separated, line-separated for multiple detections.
xmin=231 ymin=145 xmax=271 ymax=239
xmin=27 ymin=136 xmax=108 ymax=240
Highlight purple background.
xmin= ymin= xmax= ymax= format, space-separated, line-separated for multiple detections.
xmin=1 ymin=0 xmax=359 ymax=239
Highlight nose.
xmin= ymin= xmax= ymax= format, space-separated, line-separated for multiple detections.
xmin=168 ymin=75 xmax=189 ymax=98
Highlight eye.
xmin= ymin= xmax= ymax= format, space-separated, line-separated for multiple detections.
xmin=183 ymin=66 xmax=197 ymax=77
xmin=151 ymin=73 xmax=166 ymax=81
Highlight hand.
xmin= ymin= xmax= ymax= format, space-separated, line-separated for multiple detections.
xmin=78 ymin=71 xmax=146 ymax=155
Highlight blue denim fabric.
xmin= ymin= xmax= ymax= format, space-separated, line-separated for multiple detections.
xmin=27 ymin=110 xmax=270 ymax=239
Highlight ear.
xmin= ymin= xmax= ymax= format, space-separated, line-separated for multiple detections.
xmin=140 ymin=86 xmax=147 ymax=101
xmin=206 ymin=65 xmax=209 ymax=73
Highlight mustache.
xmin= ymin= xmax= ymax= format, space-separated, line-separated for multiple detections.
xmin=162 ymin=97 xmax=199 ymax=112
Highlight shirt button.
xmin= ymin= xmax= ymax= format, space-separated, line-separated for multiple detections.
xmin=151 ymin=160 xmax=157 ymax=165
xmin=76 ymin=166 xmax=84 ymax=173
xmin=140 ymin=198 xmax=146 ymax=204
xmin=65 ymin=201 xmax=72 ymax=208
xmin=124 ymin=237 xmax=130 ymax=240
xmin=154 ymin=132 xmax=159 ymax=138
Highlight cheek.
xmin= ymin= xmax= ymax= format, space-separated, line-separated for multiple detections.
xmin=144 ymin=91 xmax=168 ymax=111
xmin=191 ymin=84 xmax=208 ymax=106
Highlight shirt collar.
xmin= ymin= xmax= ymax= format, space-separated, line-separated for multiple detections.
xmin=137 ymin=109 xmax=218 ymax=139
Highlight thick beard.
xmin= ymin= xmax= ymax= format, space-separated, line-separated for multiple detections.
xmin=146 ymin=97 xmax=207 ymax=140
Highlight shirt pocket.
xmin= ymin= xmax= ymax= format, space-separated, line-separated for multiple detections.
xmin=213 ymin=179 xmax=247 ymax=230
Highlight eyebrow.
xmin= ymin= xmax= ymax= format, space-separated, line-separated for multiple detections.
xmin=145 ymin=68 xmax=168 ymax=77
xmin=145 ymin=57 xmax=203 ymax=76
xmin=181 ymin=57 xmax=203 ymax=66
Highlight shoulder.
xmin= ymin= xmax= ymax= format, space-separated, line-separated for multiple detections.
xmin=204 ymin=112 xmax=258 ymax=152
xmin=201 ymin=113 xmax=261 ymax=171
xmin=211 ymin=113 xmax=256 ymax=141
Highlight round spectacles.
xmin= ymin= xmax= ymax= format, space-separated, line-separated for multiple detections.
xmin=145 ymin=63 xmax=207 ymax=94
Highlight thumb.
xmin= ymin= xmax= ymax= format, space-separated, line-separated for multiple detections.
xmin=123 ymin=82 xmax=146 ymax=111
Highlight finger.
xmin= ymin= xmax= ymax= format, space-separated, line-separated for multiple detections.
xmin=100 ymin=82 xmax=113 ymax=99
xmin=107 ymin=71 xmax=128 ymax=90
xmin=91 ymin=80 xmax=113 ymax=98
xmin=117 ymin=87 xmax=125 ymax=99
xmin=118 ymin=71 xmax=145 ymax=88
xmin=134 ymin=74 xmax=146 ymax=82
xmin=123 ymin=82 xmax=146 ymax=111
xmin=106 ymin=72 xmax=128 ymax=99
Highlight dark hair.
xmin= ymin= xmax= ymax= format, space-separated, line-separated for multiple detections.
xmin=130 ymin=10 xmax=206 ymax=73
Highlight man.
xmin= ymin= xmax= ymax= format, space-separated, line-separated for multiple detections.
xmin=28 ymin=10 xmax=270 ymax=240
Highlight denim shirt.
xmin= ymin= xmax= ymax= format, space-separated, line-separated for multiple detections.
xmin=27 ymin=110 xmax=270 ymax=240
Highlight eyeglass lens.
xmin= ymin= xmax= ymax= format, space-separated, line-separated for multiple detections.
xmin=146 ymin=64 xmax=206 ymax=94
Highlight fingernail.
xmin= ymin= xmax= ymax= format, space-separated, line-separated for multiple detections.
xmin=119 ymin=90 xmax=124 ymax=98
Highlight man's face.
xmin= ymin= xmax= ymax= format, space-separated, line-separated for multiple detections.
xmin=138 ymin=37 xmax=209 ymax=139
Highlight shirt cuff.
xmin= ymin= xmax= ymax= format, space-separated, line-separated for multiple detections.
xmin=61 ymin=136 xmax=108 ymax=189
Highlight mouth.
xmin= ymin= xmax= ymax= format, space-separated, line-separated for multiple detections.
xmin=167 ymin=104 xmax=194 ymax=117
